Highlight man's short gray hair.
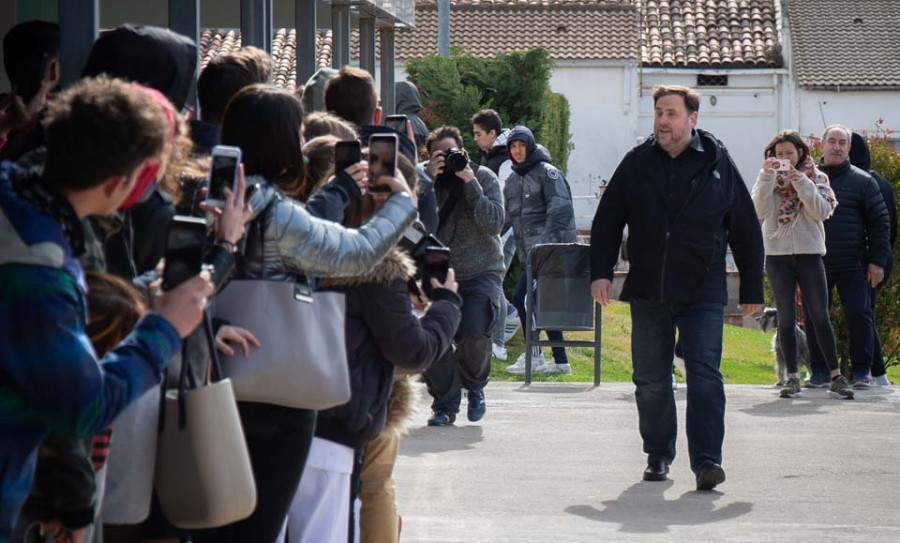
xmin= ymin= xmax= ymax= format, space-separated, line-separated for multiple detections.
xmin=823 ymin=124 xmax=852 ymax=143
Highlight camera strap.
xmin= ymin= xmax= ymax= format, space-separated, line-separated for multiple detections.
xmin=437 ymin=194 xmax=459 ymax=234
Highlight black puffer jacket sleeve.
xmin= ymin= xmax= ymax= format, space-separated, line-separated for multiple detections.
xmin=863 ymin=174 xmax=891 ymax=269
xmin=363 ymin=282 xmax=462 ymax=372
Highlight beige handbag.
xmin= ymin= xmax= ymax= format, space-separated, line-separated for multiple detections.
xmin=155 ymin=316 xmax=257 ymax=529
xmin=214 ymin=198 xmax=351 ymax=410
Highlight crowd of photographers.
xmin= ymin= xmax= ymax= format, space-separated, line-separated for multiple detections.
xmin=0 ymin=19 xmax=576 ymax=543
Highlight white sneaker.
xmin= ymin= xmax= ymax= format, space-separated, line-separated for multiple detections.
xmin=492 ymin=343 xmax=508 ymax=361
xmin=506 ymin=352 xmax=546 ymax=374
xmin=535 ymin=362 xmax=572 ymax=375
xmin=873 ymin=374 xmax=892 ymax=387
xmin=503 ymin=309 xmax=521 ymax=343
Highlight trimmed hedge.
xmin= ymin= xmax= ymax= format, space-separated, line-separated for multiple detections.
xmin=405 ymin=47 xmax=573 ymax=173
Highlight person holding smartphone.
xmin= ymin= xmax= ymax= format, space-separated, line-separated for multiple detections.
xmin=751 ymin=130 xmax=853 ymax=399
xmin=196 ymin=84 xmax=416 ymax=543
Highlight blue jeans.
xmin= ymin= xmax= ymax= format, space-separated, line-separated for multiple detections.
xmin=512 ymin=272 xmax=568 ymax=364
xmin=630 ymin=300 xmax=725 ymax=473
xmin=804 ymin=269 xmax=873 ymax=381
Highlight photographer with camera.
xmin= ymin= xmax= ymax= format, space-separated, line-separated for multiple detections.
xmin=420 ymin=126 xmax=505 ymax=426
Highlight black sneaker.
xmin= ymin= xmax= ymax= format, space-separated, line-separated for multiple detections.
xmin=779 ymin=377 xmax=801 ymax=398
xmin=427 ymin=410 xmax=456 ymax=427
xmin=467 ymin=388 xmax=486 ymax=422
xmin=830 ymin=375 xmax=855 ymax=400
xmin=695 ymin=463 xmax=726 ymax=491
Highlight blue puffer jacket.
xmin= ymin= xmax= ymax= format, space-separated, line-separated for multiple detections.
xmin=0 ymin=163 xmax=179 ymax=541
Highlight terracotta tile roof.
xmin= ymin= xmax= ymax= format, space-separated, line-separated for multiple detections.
xmin=199 ymin=28 xmax=335 ymax=91
xmin=788 ymin=0 xmax=900 ymax=88
xmin=639 ymin=0 xmax=783 ymax=68
xmin=395 ymin=1 xmax=638 ymax=61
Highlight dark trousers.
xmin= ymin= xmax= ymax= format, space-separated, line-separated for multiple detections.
xmin=766 ymin=255 xmax=839 ymax=373
xmin=512 ymin=272 xmax=568 ymax=364
xmin=196 ymin=402 xmax=316 ymax=543
xmin=805 ymin=269 xmax=874 ymax=381
xmin=630 ymin=300 xmax=725 ymax=473
xmin=871 ymin=284 xmax=888 ymax=378
xmin=425 ymin=274 xmax=500 ymax=413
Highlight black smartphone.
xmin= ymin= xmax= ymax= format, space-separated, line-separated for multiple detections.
xmin=162 ymin=216 xmax=208 ymax=291
xmin=334 ymin=140 xmax=362 ymax=173
xmin=384 ymin=114 xmax=408 ymax=134
xmin=206 ymin=145 xmax=241 ymax=207
xmin=421 ymin=247 xmax=451 ymax=298
xmin=368 ymin=134 xmax=397 ymax=193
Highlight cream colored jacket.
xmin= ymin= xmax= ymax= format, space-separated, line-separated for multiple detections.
xmin=752 ymin=170 xmax=837 ymax=256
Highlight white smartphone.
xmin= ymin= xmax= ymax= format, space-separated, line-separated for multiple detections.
xmin=206 ymin=145 xmax=242 ymax=207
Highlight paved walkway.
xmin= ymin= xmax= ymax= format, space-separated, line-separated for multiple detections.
xmin=395 ymin=382 xmax=900 ymax=543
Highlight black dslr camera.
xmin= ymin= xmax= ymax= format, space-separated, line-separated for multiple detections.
xmin=399 ymin=220 xmax=450 ymax=300
xmin=441 ymin=148 xmax=468 ymax=174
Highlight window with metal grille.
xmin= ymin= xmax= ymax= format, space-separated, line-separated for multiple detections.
xmin=697 ymin=74 xmax=729 ymax=87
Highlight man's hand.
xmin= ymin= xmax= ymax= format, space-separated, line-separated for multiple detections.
xmin=215 ymin=325 xmax=261 ymax=357
xmin=591 ymin=279 xmax=612 ymax=306
xmin=427 ymin=151 xmax=445 ymax=179
xmin=739 ymin=303 xmax=763 ymax=318
xmin=456 ymin=164 xmax=476 ymax=184
xmin=868 ymin=263 xmax=885 ymax=288
xmin=152 ymin=272 xmax=215 ymax=337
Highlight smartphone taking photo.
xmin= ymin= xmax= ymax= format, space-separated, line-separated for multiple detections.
xmin=421 ymin=247 xmax=451 ymax=298
xmin=206 ymin=145 xmax=241 ymax=207
xmin=368 ymin=134 xmax=398 ymax=193
xmin=163 ymin=216 xmax=208 ymax=291
xmin=334 ymin=140 xmax=362 ymax=173
xmin=384 ymin=114 xmax=408 ymax=134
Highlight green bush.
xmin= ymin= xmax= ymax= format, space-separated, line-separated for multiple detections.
xmin=405 ymin=47 xmax=573 ymax=173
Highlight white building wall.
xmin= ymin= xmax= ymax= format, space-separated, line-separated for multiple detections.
xmin=549 ymin=62 xmax=637 ymax=230
xmin=797 ymin=90 xmax=900 ymax=141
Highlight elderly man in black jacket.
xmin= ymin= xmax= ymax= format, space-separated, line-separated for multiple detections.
xmin=803 ymin=125 xmax=891 ymax=389
xmin=590 ymin=85 xmax=764 ymax=491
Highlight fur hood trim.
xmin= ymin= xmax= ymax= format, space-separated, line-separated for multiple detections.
xmin=320 ymin=248 xmax=416 ymax=288
xmin=381 ymin=375 xmax=423 ymax=439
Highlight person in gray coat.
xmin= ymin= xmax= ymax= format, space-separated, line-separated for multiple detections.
xmin=420 ymin=125 xmax=505 ymax=426
xmin=503 ymin=125 xmax=577 ymax=375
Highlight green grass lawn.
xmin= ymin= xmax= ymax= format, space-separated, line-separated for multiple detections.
xmin=490 ymin=301 xmax=900 ymax=385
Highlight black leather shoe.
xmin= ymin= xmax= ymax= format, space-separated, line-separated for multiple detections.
xmin=642 ymin=460 xmax=670 ymax=482
xmin=467 ymin=389 xmax=486 ymax=422
xmin=695 ymin=463 xmax=726 ymax=491
xmin=427 ymin=410 xmax=456 ymax=427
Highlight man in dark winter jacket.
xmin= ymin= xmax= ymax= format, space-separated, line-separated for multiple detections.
xmin=472 ymin=109 xmax=513 ymax=184
xmin=420 ymin=125 xmax=505 ymax=426
xmin=849 ymin=132 xmax=896 ymax=386
xmin=503 ymin=125 xmax=577 ymax=376
xmin=803 ymin=126 xmax=891 ymax=389
xmin=590 ymin=85 xmax=764 ymax=491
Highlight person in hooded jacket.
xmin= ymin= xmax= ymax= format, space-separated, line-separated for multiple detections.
xmin=802 ymin=125 xmax=891 ymax=390
xmin=502 ymin=125 xmax=577 ymax=375
xmin=286 ymin=166 xmax=462 ymax=543
xmin=849 ymin=131 xmax=896 ymax=386
xmin=395 ymin=81 xmax=429 ymax=149
xmin=80 ymin=24 xmax=199 ymax=281
xmin=193 ymin=84 xmax=417 ymax=543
